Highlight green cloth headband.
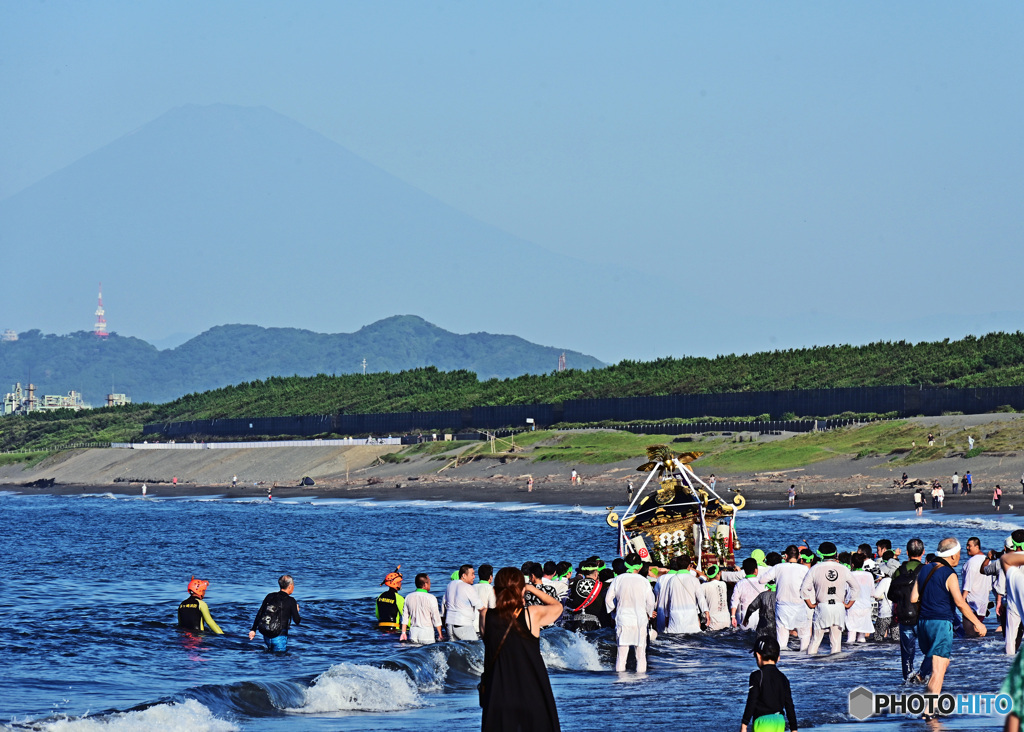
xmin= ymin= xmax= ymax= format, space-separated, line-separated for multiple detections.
xmin=625 ymin=562 xmax=642 ymax=571
xmin=705 ymin=565 xmax=720 ymax=578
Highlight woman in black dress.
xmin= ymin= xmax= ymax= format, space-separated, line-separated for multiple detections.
xmin=480 ymin=567 xmax=563 ymax=731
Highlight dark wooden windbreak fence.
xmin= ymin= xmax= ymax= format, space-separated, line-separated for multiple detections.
xmin=142 ymin=385 xmax=1024 ymax=439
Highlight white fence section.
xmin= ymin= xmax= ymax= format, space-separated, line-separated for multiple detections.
xmin=111 ymin=438 xmax=402 ymax=450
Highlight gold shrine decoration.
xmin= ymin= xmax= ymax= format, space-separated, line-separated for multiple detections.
xmin=636 ymin=445 xmax=705 ymax=473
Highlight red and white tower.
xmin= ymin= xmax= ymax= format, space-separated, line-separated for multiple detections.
xmin=94 ymin=283 xmax=109 ymax=338
xmin=558 ymin=352 xmax=566 ymax=372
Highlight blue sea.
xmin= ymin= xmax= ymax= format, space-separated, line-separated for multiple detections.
xmin=0 ymin=490 xmax=1019 ymax=731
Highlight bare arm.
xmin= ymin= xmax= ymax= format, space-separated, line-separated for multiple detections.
xmin=947 ymin=574 xmax=987 ymax=635
xmin=1003 ymin=553 xmax=1024 ymax=570
xmin=524 ymin=586 xmax=562 ymax=633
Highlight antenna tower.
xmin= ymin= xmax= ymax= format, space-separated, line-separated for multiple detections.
xmin=558 ymin=352 xmax=566 ymax=372
xmin=94 ymin=283 xmax=109 ymax=338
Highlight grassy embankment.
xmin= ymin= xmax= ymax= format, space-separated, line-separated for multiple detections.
xmin=423 ymin=419 xmax=1024 ymax=473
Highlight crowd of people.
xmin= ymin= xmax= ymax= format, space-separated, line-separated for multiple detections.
xmin=368 ymin=525 xmax=1024 ymax=729
xmin=173 ymin=527 xmax=1024 ymax=730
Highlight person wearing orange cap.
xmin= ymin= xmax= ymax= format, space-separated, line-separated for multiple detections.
xmin=376 ymin=566 xmax=405 ymax=630
xmin=177 ymin=577 xmax=223 ymax=634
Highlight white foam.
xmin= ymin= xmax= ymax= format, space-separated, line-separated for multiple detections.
xmin=289 ymin=663 xmax=421 ymax=713
xmin=540 ymin=630 xmax=606 ymax=671
xmin=883 ymin=516 xmax=1024 ymax=533
xmin=33 ymin=699 xmax=237 ymax=732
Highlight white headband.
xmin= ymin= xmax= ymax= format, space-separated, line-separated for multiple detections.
xmin=936 ymin=541 xmax=961 ymax=558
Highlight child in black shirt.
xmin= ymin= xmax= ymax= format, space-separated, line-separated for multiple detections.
xmin=741 ymin=636 xmax=797 ymax=732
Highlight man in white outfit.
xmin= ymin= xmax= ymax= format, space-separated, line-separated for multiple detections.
xmin=605 ymin=552 xmax=656 ymax=672
xmin=659 ymin=555 xmax=709 ymax=634
xmin=700 ymin=564 xmax=731 ymax=631
xmin=960 ymin=537 xmax=993 ymax=637
xmin=800 ymin=541 xmax=856 ymax=655
xmin=473 ymin=564 xmax=497 ymax=634
xmin=758 ymin=546 xmax=811 ymax=651
xmin=400 ymin=573 xmax=442 ymax=644
xmin=442 ymin=564 xmax=483 ymax=640
xmin=731 ymin=558 xmax=763 ymax=630
xmin=999 ymin=531 xmax=1024 ymax=655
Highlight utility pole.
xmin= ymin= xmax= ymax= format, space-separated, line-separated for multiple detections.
xmin=362 ymin=358 xmax=367 ymax=375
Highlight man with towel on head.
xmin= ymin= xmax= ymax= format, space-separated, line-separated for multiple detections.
xmin=911 ymin=537 xmax=986 ymax=705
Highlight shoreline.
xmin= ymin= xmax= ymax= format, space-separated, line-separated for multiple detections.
xmin=6 ymin=478 xmax=1022 ymax=518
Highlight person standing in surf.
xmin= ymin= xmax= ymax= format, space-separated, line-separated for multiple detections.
xmin=605 ymin=552 xmax=656 ymax=672
xmin=249 ymin=574 xmax=301 ymax=651
xmin=480 ymin=567 xmax=562 ymax=731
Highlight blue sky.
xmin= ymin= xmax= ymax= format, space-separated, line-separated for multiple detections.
xmin=2 ymin=3 xmax=1022 ymax=358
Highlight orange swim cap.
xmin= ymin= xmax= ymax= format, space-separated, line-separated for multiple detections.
xmin=187 ymin=577 xmax=209 ymax=599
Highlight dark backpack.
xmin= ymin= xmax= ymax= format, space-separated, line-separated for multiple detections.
xmin=257 ymin=596 xmax=284 ymax=635
xmin=887 ymin=561 xmax=923 ymax=626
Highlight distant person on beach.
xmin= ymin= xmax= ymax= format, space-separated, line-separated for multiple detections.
xmin=931 ymin=483 xmax=940 ymax=509
xmin=627 ymin=480 xmax=634 ymax=502
xmin=951 ymin=472 xmax=959 ymax=495
xmin=914 ymin=487 xmax=924 ymax=516
xmin=909 ymin=537 xmax=986 ymax=706
xmin=400 ymin=573 xmax=442 ymax=644
xmin=995 ymin=485 xmax=1004 ymax=511
xmin=740 ymin=637 xmax=797 ymax=732
xmin=928 ymin=432 xmax=934 ymax=446
xmin=177 ymin=577 xmax=223 ymax=634
xmin=936 ymin=485 xmax=944 ymax=508
xmin=964 ymin=472 xmax=972 ymax=494
xmin=527 ymin=476 xmax=534 ymax=492
xmin=570 ymin=469 xmax=578 ymax=485
xmin=141 ymin=483 xmax=146 ymax=496
xmin=709 ymin=474 xmax=717 ymax=491
xmin=232 ymin=475 xmax=237 ymax=488
xmin=968 ymin=435 xmax=975 ymax=450
xmin=249 ymin=574 xmax=301 ymax=651
xmin=788 ymin=485 xmax=796 ymax=507
xmin=376 ymin=566 xmax=405 ymax=630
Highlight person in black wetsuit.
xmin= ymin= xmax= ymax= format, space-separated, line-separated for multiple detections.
xmin=177 ymin=577 xmax=223 ymax=634
xmin=248 ymin=574 xmax=301 ymax=652
xmin=741 ymin=636 xmax=798 ymax=732
xmin=375 ymin=566 xmax=405 ymax=630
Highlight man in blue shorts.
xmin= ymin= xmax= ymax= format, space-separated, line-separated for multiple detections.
xmin=909 ymin=537 xmax=986 ymax=704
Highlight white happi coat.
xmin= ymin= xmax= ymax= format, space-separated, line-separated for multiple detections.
xmin=800 ymin=560 xmax=856 ymax=629
xmin=764 ymin=562 xmax=811 ymax=631
xmin=701 ymin=579 xmax=731 ymax=631
xmin=845 ymin=570 xmax=876 ymax=634
xmin=605 ymin=572 xmax=656 ymax=647
xmin=659 ymin=572 xmax=708 ymax=634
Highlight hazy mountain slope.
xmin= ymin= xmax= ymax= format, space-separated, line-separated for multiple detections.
xmin=0 ymin=104 xmax=634 ymax=356
xmin=0 ymin=316 xmax=603 ymax=404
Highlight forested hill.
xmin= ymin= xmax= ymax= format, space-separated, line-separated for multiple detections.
xmin=0 ymin=316 xmax=604 ymax=404
xmin=4 ymin=331 xmax=1024 ymax=450
xmin=153 ymin=331 xmax=1024 ymax=419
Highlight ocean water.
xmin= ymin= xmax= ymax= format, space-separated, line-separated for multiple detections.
xmin=0 ymin=490 xmax=1019 ymax=731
